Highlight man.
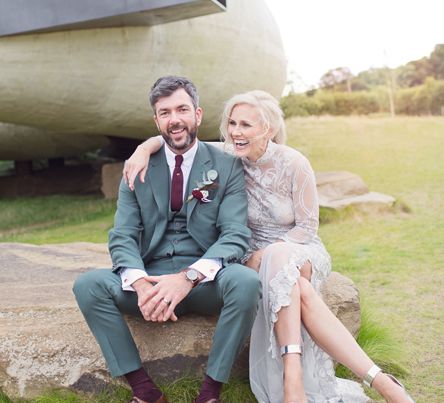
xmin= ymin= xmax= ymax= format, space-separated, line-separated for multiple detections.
xmin=73 ymin=76 xmax=261 ymax=403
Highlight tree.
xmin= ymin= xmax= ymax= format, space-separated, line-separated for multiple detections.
xmin=430 ymin=44 xmax=444 ymax=80
xmin=397 ymin=57 xmax=433 ymax=87
xmin=319 ymin=67 xmax=353 ymax=92
xmin=355 ymin=68 xmax=388 ymax=88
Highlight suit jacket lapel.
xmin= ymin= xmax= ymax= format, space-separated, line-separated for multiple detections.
xmin=187 ymin=142 xmax=212 ymax=221
xmin=148 ymin=145 xmax=170 ymax=217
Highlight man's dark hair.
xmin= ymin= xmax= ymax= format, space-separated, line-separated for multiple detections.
xmin=149 ymin=76 xmax=199 ymax=112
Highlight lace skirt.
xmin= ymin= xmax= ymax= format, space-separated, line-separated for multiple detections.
xmin=249 ymin=240 xmax=369 ymax=403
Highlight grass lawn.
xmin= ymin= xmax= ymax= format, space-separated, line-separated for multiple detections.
xmin=0 ymin=195 xmax=115 ymax=244
xmin=287 ymin=116 xmax=444 ymax=402
xmin=1 ymin=116 xmax=443 ymax=402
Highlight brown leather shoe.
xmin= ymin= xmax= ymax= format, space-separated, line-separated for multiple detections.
xmin=129 ymin=395 xmax=168 ymax=403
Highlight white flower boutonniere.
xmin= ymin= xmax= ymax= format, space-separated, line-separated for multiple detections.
xmin=186 ymin=169 xmax=219 ymax=203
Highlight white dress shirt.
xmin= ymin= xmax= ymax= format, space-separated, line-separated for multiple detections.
xmin=120 ymin=140 xmax=222 ymax=291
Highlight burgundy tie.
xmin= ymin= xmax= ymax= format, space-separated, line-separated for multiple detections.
xmin=171 ymin=154 xmax=184 ymax=211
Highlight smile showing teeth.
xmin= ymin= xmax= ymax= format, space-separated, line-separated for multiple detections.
xmin=235 ymin=140 xmax=249 ymax=146
xmin=170 ymin=128 xmax=185 ymax=135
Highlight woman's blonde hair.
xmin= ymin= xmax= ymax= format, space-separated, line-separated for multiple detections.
xmin=219 ymin=90 xmax=287 ymax=144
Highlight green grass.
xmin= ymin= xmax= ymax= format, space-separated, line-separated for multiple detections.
xmin=0 ymin=196 xmax=115 ymax=243
xmin=0 ymin=378 xmax=255 ymax=403
xmin=288 ymin=116 xmax=444 ymax=402
xmin=1 ymin=116 xmax=443 ymax=402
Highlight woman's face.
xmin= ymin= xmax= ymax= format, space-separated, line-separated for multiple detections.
xmin=227 ymin=103 xmax=271 ymax=161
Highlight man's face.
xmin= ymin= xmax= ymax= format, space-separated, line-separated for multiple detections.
xmin=153 ymin=88 xmax=203 ymax=153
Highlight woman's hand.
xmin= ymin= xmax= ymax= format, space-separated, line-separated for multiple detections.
xmin=123 ymin=136 xmax=163 ymax=191
xmin=245 ymin=249 xmax=264 ymax=272
xmin=123 ymin=145 xmax=151 ymax=191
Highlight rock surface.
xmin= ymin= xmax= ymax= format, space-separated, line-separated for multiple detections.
xmin=101 ymin=162 xmax=124 ymax=199
xmin=316 ymin=171 xmax=395 ymax=212
xmin=0 ymin=242 xmax=361 ymax=397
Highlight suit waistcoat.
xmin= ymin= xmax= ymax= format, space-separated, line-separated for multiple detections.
xmin=151 ymin=203 xmax=204 ymax=260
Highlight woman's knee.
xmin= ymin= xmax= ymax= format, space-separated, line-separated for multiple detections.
xmin=300 ymin=260 xmax=312 ymax=280
xmin=263 ymin=241 xmax=292 ymax=259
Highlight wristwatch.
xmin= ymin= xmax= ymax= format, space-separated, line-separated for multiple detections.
xmin=182 ymin=268 xmax=200 ymax=288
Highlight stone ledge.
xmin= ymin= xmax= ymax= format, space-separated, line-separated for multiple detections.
xmin=316 ymin=171 xmax=396 ymax=212
xmin=0 ymin=242 xmax=361 ymax=397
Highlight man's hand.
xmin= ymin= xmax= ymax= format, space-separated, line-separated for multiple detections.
xmin=138 ymin=272 xmax=193 ymax=322
xmin=132 ymin=278 xmax=170 ymax=321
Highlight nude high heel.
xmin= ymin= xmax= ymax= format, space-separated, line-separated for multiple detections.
xmin=363 ymin=364 xmax=415 ymax=403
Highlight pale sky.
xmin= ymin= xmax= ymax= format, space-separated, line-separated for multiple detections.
xmin=264 ymin=0 xmax=444 ymax=92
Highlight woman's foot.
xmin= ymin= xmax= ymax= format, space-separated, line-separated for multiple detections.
xmin=372 ymin=373 xmax=414 ymax=403
xmin=364 ymin=365 xmax=414 ymax=403
xmin=283 ymin=353 xmax=307 ymax=403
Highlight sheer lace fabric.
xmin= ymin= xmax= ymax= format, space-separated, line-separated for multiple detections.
xmin=223 ymin=141 xmax=368 ymax=402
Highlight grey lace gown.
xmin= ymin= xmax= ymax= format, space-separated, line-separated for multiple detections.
xmin=230 ymin=141 xmax=369 ymax=403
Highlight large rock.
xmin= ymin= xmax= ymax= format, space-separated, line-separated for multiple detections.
xmin=321 ymin=272 xmax=361 ymax=338
xmin=316 ymin=171 xmax=395 ymax=212
xmin=0 ymin=243 xmax=361 ymax=398
xmin=101 ymin=162 xmax=124 ymax=199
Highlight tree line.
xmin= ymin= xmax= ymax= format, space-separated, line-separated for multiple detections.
xmin=282 ymin=44 xmax=444 ymax=117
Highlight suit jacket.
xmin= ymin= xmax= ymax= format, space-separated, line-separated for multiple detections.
xmin=109 ymin=141 xmax=251 ymax=272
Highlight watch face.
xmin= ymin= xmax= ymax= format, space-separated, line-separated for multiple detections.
xmin=186 ymin=269 xmax=198 ymax=282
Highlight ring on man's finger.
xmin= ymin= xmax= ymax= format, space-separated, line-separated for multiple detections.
xmin=163 ymin=298 xmax=171 ymax=304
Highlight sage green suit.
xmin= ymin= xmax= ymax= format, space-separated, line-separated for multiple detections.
xmin=73 ymin=142 xmax=261 ymax=382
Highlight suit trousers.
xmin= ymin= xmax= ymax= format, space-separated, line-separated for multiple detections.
xmin=73 ymin=257 xmax=261 ymax=383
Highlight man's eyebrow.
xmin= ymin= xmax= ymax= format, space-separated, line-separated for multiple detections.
xmin=157 ymin=104 xmax=191 ymax=112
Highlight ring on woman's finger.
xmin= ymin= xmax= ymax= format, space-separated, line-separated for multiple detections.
xmin=162 ymin=298 xmax=171 ymax=304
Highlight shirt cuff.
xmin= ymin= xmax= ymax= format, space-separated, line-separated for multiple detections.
xmin=120 ymin=268 xmax=148 ymax=291
xmin=189 ymin=258 xmax=222 ymax=282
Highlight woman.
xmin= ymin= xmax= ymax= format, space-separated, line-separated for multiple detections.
xmin=123 ymin=90 xmax=414 ymax=403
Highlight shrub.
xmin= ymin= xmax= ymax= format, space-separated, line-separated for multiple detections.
xmin=282 ymin=79 xmax=444 ymax=117
xmin=281 ymin=91 xmax=380 ymax=117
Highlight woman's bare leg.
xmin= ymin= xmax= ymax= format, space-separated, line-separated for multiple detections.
xmin=298 ymin=275 xmax=413 ymax=402
xmin=274 ymin=281 xmax=307 ymax=403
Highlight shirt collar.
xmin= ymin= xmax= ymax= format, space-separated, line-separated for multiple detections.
xmin=164 ymin=139 xmax=199 ymax=168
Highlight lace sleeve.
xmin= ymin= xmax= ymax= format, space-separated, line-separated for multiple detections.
xmin=280 ymin=153 xmax=319 ymax=244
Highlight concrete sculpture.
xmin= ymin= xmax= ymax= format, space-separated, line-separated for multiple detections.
xmin=0 ymin=0 xmax=286 ymax=161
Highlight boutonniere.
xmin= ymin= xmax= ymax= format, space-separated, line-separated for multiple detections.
xmin=186 ymin=169 xmax=219 ymax=203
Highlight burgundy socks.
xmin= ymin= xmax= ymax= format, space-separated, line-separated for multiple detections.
xmin=195 ymin=374 xmax=223 ymax=402
xmin=125 ymin=367 xmax=162 ymax=402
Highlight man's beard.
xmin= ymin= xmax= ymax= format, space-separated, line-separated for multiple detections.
xmin=161 ymin=122 xmax=198 ymax=151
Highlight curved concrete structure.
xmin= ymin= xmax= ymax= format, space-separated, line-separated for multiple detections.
xmin=0 ymin=0 xmax=286 ymax=160
xmin=0 ymin=123 xmax=109 ymax=160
